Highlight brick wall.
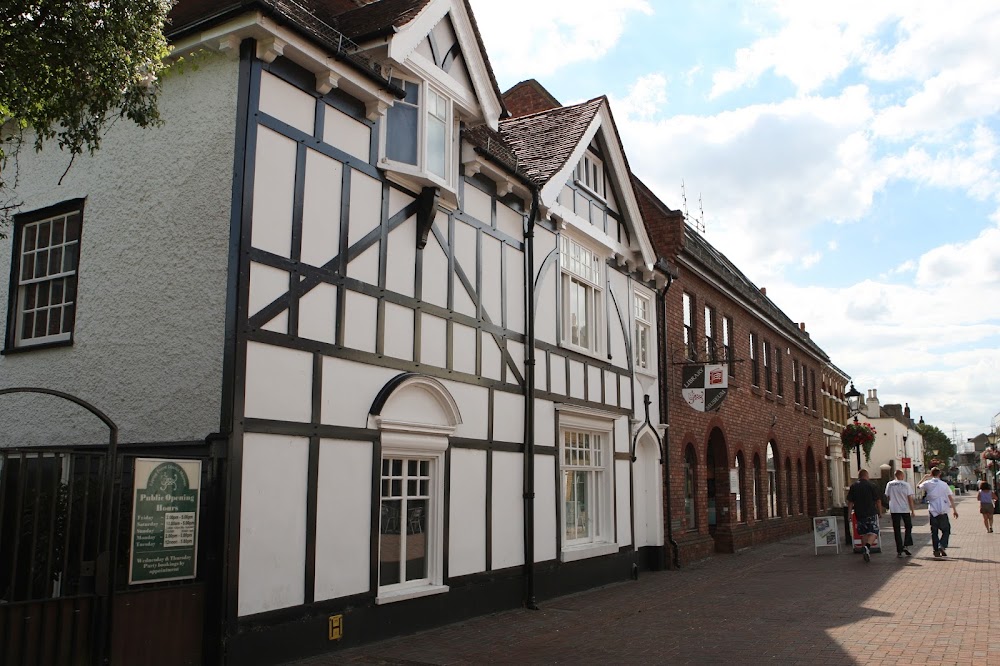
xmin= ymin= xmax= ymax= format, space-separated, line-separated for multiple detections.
xmin=638 ymin=182 xmax=830 ymax=566
xmin=502 ymin=79 xmax=562 ymax=117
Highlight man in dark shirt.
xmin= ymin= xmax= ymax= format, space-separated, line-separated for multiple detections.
xmin=847 ymin=469 xmax=883 ymax=562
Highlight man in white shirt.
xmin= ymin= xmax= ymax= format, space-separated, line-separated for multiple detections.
xmin=885 ymin=469 xmax=915 ymax=558
xmin=918 ymin=467 xmax=958 ymax=557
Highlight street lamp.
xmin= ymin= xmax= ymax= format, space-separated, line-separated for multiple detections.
xmin=985 ymin=432 xmax=1000 ymax=493
xmin=845 ymin=383 xmax=864 ymax=468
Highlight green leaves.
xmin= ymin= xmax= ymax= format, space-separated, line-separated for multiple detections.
xmin=0 ymin=0 xmax=173 ymax=225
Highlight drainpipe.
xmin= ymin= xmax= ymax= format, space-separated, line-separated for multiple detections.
xmin=655 ymin=265 xmax=681 ymax=569
xmin=522 ymin=187 xmax=540 ymax=610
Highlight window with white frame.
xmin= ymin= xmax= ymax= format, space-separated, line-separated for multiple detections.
xmin=384 ymin=77 xmax=454 ymax=187
xmin=723 ymin=315 xmax=734 ymax=377
xmin=704 ymin=305 xmax=716 ymax=361
xmin=559 ymin=411 xmax=615 ymax=559
xmin=7 ymin=201 xmax=83 ymax=350
xmin=574 ymin=151 xmax=606 ymax=199
xmin=634 ymin=291 xmax=652 ymax=371
xmin=560 ymin=236 xmax=603 ymax=354
xmin=682 ymin=292 xmax=695 ymax=361
xmin=376 ymin=429 xmax=448 ymax=603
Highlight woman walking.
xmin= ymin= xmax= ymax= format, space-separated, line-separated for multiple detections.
xmin=977 ymin=481 xmax=997 ymax=533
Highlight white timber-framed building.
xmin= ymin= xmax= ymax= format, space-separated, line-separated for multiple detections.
xmin=0 ymin=1 xmax=671 ymax=662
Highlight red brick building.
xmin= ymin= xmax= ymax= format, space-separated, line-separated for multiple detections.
xmin=635 ymin=178 xmax=834 ymax=564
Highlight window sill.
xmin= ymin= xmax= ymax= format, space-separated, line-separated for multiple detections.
xmin=1 ymin=339 xmax=74 ymax=355
xmin=381 ymin=163 xmax=458 ymax=208
xmin=634 ymin=366 xmax=656 ymax=381
xmin=560 ymin=541 xmax=618 ymax=563
xmin=559 ymin=340 xmax=604 ymax=363
xmin=573 ymin=178 xmax=608 ymax=204
xmin=375 ymin=583 xmax=449 ymax=605
xmin=750 ymin=386 xmax=763 ymax=397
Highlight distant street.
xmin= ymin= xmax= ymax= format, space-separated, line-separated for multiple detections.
xmin=290 ymin=493 xmax=999 ymax=665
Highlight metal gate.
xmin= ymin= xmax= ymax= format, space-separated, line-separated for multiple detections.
xmin=0 ymin=388 xmax=224 ymax=665
xmin=0 ymin=446 xmax=224 ymax=665
xmin=0 ymin=448 xmax=110 ymax=664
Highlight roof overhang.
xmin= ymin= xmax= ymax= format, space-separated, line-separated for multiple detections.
xmin=539 ymin=103 xmax=657 ymax=271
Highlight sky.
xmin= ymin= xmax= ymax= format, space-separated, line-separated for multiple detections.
xmin=468 ymin=0 xmax=1000 ymax=448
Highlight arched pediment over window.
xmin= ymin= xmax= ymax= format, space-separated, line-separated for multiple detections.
xmin=368 ymin=373 xmax=463 ymax=433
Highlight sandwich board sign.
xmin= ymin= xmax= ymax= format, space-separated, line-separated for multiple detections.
xmin=681 ymin=364 xmax=728 ymax=412
xmin=129 ymin=458 xmax=202 ymax=584
xmin=813 ymin=516 xmax=840 ymax=555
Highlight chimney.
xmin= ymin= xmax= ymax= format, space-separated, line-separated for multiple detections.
xmin=865 ymin=388 xmax=880 ymax=418
xmin=904 ymin=403 xmax=911 ymax=419
xmin=760 ymin=287 xmax=766 ymax=296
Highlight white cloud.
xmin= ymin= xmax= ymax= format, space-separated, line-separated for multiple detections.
xmin=765 ymin=224 xmax=1000 ymax=435
xmin=618 ymin=85 xmax=877 ymax=280
xmin=710 ymin=1 xmax=899 ymax=97
xmin=468 ymin=0 xmax=652 ymax=81
xmin=610 ymin=74 xmax=668 ymax=120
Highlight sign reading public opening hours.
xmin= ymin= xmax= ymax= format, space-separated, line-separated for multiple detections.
xmin=681 ymin=363 xmax=729 ymax=412
xmin=129 ymin=458 xmax=202 ymax=585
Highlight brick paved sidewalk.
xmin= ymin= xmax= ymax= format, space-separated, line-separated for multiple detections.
xmin=288 ymin=494 xmax=1000 ymax=665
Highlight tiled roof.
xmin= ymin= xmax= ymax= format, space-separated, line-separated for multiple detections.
xmin=167 ymin=0 xmax=506 ymax=120
xmin=498 ymin=97 xmax=604 ymax=187
xmin=463 ymin=125 xmax=527 ymax=181
xmin=333 ymin=0 xmax=431 ymax=41
xmin=168 ymin=0 xmax=362 ymax=35
xmin=682 ymin=226 xmax=830 ymax=360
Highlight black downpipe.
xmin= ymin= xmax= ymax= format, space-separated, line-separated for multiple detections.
xmin=656 ymin=273 xmax=681 ymax=569
xmin=522 ymin=188 xmax=540 ymax=610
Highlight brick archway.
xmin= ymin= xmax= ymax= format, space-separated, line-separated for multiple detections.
xmin=706 ymin=427 xmax=729 ymax=539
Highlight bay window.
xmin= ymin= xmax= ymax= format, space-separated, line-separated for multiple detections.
xmin=384 ymin=77 xmax=454 ymax=187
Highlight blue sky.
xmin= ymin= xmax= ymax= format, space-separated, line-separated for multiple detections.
xmin=470 ymin=0 xmax=1000 ymax=446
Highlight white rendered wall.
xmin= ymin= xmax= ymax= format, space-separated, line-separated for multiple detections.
xmin=314 ymin=439 xmax=373 ymax=601
xmin=491 ymin=451 xmax=524 ymax=569
xmin=0 ymin=52 xmax=238 ymax=446
xmin=239 ymin=433 xmax=309 ymax=615
xmin=448 ymin=448 xmax=487 ymax=576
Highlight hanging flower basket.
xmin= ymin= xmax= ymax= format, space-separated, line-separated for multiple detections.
xmin=984 ymin=447 xmax=1000 ymax=462
xmin=841 ymin=421 xmax=877 ymax=462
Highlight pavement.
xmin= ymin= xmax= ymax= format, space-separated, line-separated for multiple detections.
xmin=288 ymin=494 xmax=1000 ymax=665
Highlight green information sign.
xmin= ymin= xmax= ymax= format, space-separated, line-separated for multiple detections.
xmin=129 ymin=458 xmax=202 ymax=584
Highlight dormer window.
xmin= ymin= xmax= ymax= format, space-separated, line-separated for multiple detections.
xmin=574 ymin=152 xmax=605 ymax=200
xmin=384 ymin=77 xmax=455 ymax=189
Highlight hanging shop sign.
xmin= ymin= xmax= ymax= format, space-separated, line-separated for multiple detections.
xmin=681 ymin=363 xmax=729 ymax=412
xmin=129 ymin=458 xmax=202 ymax=584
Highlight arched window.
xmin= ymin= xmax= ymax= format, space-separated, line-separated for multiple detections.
xmin=684 ymin=446 xmax=697 ymax=530
xmin=371 ymin=374 xmax=461 ymax=603
xmin=797 ymin=459 xmax=805 ymax=514
xmin=785 ymin=457 xmax=794 ymax=516
xmin=752 ymin=454 xmax=762 ymax=521
xmin=766 ymin=443 xmax=778 ymax=518
xmin=735 ymin=452 xmax=746 ymax=523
